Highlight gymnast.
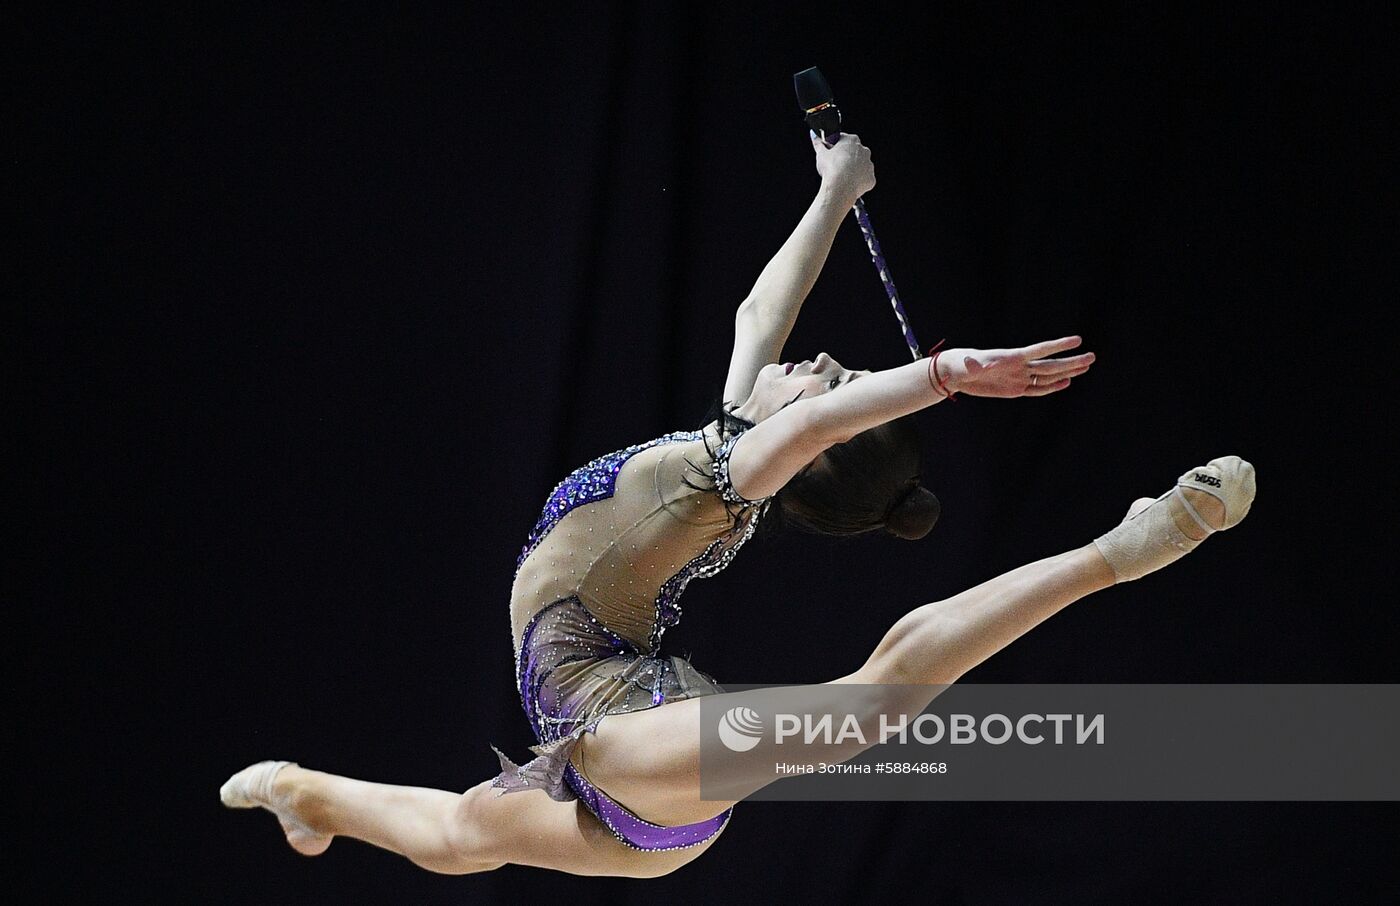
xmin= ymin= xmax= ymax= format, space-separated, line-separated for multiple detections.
xmin=222 ymin=132 xmax=1256 ymax=878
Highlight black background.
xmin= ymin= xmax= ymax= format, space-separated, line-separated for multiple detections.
xmin=20 ymin=3 xmax=1399 ymax=903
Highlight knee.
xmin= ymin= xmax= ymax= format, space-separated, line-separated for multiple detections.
xmin=445 ymin=782 xmax=509 ymax=871
xmin=865 ymin=609 xmax=968 ymax=686
xmin=845 ymin=682 xmax=943 ymax=734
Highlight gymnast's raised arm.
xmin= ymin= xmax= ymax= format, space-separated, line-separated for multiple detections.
xmin=722 ymin=133 xmax=876 ymax=406
xmin=724 ymin=336 xmax=1097 ymax=503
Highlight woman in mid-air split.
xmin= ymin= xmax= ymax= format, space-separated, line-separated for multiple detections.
xmin=223 ymin=132 xmax=1255 ymax=878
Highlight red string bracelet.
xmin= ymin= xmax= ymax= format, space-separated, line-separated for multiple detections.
xmin=925 ymin=339 xmax=947 ymax=399
xmin=925 ymin=339 xmax=958 ymax=402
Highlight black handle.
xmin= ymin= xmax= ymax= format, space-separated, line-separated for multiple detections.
xmin=793 ymin=66 xmax=843 ymax=141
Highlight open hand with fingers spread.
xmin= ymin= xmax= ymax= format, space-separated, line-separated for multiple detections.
xmin=937 ymin=336 xmax=1095 ymax=399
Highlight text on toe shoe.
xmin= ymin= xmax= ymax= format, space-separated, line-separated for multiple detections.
xmin=1192 ymin=473 xmax=1222 ymax=488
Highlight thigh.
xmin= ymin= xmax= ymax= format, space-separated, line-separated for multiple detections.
xmin=573 ymin=676 xmax=941 ymax=828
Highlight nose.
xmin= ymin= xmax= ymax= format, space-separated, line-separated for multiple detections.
xmin=813 ymin=352 xmax=832 ymax=372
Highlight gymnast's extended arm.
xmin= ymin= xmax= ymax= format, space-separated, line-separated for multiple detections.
xmin=722 ymin=133 xmax=876 ymax=405
xmin=724 ymin=336 xmax=1096 ymax=502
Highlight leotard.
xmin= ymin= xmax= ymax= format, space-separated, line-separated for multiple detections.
xmin=491 ymin=417 xmax=770 ymax=851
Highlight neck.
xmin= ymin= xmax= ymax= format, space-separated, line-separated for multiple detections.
xmin=728 ymin=396 xmax=769 ymax=425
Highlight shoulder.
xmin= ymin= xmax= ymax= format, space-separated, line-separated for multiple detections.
xmin=709 ymin=427 xmax=771 ymax=508
xmin=653 ymin=417 xmax=771 ymax=525
xmin=697 ymin=416 xmax=775 ymax=514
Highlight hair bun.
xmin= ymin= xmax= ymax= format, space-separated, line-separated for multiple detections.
xmin=883 ymin=483 xmax=940 ymax=540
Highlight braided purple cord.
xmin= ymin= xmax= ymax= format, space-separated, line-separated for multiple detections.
xmin=852 ymin=198 xmax=922 ymax=361
xmin=821 ymin=129 xmax=923 ymax=362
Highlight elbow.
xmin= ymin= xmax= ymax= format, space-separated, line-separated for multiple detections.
xmin=735 ymin=297 xmax=772 ymax=328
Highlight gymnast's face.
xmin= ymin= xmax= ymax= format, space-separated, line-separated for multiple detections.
xmin=743 ymin=352 xmax=871 ymax=423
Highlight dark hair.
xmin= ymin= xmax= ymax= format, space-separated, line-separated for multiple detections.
xmin=683 ymin=394 xmax=940 ymax=541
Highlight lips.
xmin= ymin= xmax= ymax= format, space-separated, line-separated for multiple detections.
xmin=784 ymin=362 xmax=794 ymax=374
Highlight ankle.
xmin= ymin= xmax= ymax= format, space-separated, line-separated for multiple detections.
xmin=272 ymin=763 xmax=307 ymax=800
xmin=276 ymin=767 xmax=334 ymax=835
xmin=1076 ymin=543 xmax=1119 ymax=590
xmin=1094 ymin=493 xmax=1202 ymax=585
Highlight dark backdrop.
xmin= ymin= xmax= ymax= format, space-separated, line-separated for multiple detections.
xmin=20 ymin=3 xmax=1398 ymax=903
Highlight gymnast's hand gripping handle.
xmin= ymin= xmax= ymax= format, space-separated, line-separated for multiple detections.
xmin=794 ymin=67 xmax=924 ymax=362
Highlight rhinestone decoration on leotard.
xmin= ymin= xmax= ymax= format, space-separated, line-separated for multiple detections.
xmin=711 ymin=429 xmax=769 ymax=508
xmin=648 ymin=502 xmax=766 ymax=651
xmin=515 ymin=430 xmax=703 ymax=575
xmin=500 ymin=591 xmax=734 ymax=848
xmin=645 ymin=426 xmax=772 ymax=651
xmin=514 ymin=595 xmax=637 ymax=740
xmin=564 ymin=761 xmax=733 ymax=851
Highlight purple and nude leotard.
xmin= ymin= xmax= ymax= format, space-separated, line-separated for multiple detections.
xmin=491 ymin=421 xmax=769 ymax=852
